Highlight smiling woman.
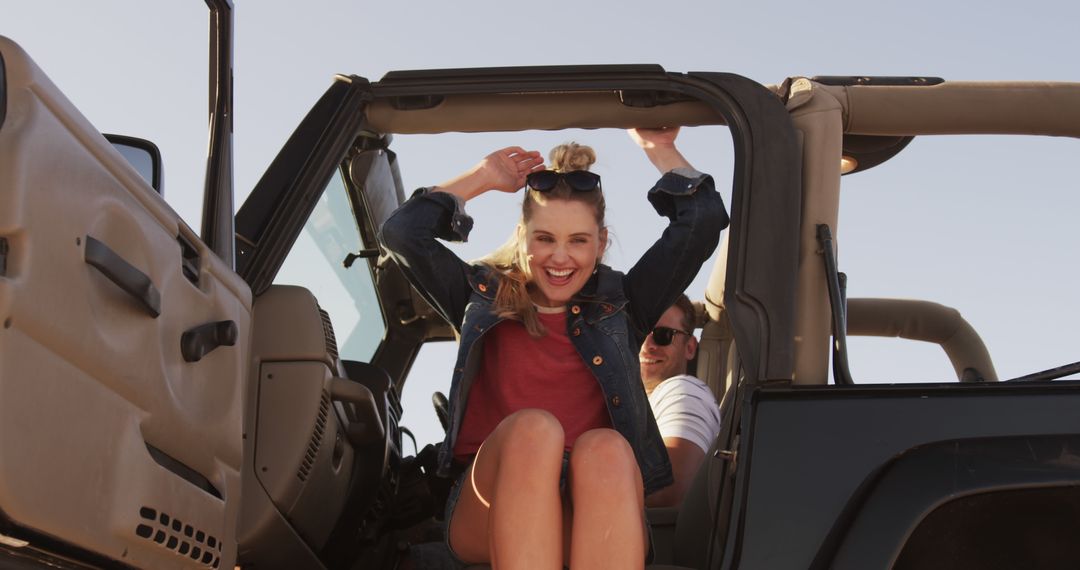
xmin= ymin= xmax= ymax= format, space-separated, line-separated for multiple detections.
xmin=482 ymin=142 xmax=608 ymax=328
xmin=377 ymin=128 xmax=727 ymax=567
xmin=523 ymin=198 xmax=605 ymax=307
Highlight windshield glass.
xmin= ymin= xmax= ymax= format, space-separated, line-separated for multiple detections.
xmin=274 ymin=169 xmax=385 ymax=363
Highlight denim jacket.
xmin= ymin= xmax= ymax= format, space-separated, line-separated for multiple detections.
xmin=378 ymin=169 xmax=728 ymax=495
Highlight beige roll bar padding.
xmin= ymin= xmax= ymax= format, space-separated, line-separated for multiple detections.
xmin=365 ymin=92 xmax=724 ymax=134
xmin=818 ymin=82 xmax=1080 ymax=138
xmin=364 ymin=80 xmax=1080 ymax=138
xmin=689 ymin=298 xmax=735 ymax=402
xmin=846 ymin=298 xmax=998 ymax=382
xmin=786 ymin=80 xmax=845 ymax=385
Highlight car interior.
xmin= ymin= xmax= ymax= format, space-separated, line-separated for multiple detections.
xmin=3 ymin=27 xmax=1079 ymax=569
xmin=235 ymin=73 xmax=1080 ymax=569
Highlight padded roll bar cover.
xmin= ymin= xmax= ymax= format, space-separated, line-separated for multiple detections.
xmin=365 ymin=92 xmax=724 ymax=134
xmin=846 ymin=298 xmax=998 ymax=382
xmin=786 ymin=81 xmax=845 ymax=385
xmin=704 ymin=233 xmax=729 ymax=322
xmin=820 ymin=81 xmax=1080 ymax=138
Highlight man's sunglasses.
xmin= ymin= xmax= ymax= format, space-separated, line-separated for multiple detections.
xmin=649 ymin=326 xmax=692 ymax=346
xmin=526 ymin=170 xmax=602 ymax=193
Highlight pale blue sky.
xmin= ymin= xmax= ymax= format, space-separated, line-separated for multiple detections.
xmin=6 ymin=0 xmax=1078 ymax=448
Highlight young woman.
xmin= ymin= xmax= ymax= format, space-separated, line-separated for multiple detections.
xmin=379 ymin=128 xmax=727 ymax=568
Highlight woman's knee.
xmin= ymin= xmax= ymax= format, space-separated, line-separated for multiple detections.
xmin=494 ymin=408 xmax=565 ymax=454
xmin=570 ymin=429 xmax=639 ymax=478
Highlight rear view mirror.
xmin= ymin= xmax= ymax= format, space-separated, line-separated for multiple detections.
xmin=105 ymin=133 xmax=163 ymax=195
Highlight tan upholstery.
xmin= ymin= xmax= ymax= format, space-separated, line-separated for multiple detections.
xmin=363 ymin=75 xmax=1080 ymax=139
xmin=704 ymin=232 xmax=729 ymax=323
xmin=847 ymin=298 xmax=998 ymax=382
xmin=787 ymin=81 xmax=845 ymax=385
xmin=365 ymin=91 xmax=723 ymax=134
xmin=819 ymin=82 xmax=1080 ymax=137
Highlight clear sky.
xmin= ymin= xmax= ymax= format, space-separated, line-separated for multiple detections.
xmin=6 ymin=0 xmax=1079 ymax=449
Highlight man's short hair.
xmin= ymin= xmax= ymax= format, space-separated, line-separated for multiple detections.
xmin=673 ymin=293 xmax=696 ymax=333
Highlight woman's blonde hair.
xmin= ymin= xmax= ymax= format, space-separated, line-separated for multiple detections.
xmin=480 ymin=142 xmax=607 ymax=337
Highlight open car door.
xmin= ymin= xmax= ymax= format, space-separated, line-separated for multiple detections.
xmin=0 ymin=37 xmax=249 ymax=569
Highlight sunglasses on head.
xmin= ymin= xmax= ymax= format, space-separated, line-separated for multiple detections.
xmin=526 ymin=170 xmax=602 ymax=193
xmin=649 ymin=326 xmax=691 ymax=346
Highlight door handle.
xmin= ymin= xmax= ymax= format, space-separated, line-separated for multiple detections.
xmin=84 ymin=235 xmax=161 ymax=318
xmin=181 ymin=320 xmax=238 ymax=362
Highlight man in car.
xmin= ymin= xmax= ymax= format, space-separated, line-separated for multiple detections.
xmin=639 ymin=294 xmax=722 ymax=507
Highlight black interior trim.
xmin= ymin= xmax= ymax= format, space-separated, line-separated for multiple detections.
xmin=818 ymin=435 xmax=1080 ymax=569
xmin=894 ymin=486 xmax=1080 ymax=569
xmin=145 ymin=443 xmax=223 ymax=500
xmin=841 ymin=134 xmax=915 ymax=175
xmin=0 ymin=237 xmax=8 ymax=277
xmin=1006 ymin=360 xmax=1080 ymax=382
xmin=103 ymin=134 xmax=164 ymax=194
xmin=0 ymin=529 xmax=135 ymax=570
xmin=812 ymin=76 xmax=945 ymax=87
xmin=725 ymin=380 xmax=1080 ymax=568
xmin=201 ymin=0 xmax=235 ymax=268
xmin=817 ymin=225 xmax=854 ymax=385
xmin=687 ymin=72 xmax=801 ymax=384
xmin=235 ymin=78 xmax=370 ymax=293
xmin=180 ymin=320 xmax=238 ymax=363
xmin=380 ymin=64 xmax=666 ymax=84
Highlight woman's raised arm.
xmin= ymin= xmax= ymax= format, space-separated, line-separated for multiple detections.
xmin=629 ymin=127 xmax=693 ymax=173
xmin=378 ymin=147 xmax=543 ymax=331
xmin=623 ymin=128 xmax=729 ymax=335
xmin=434 ymin=147 xmax=544 ymax=201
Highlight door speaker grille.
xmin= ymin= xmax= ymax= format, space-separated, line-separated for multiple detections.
xmin=135 ymin=506 xmax=221 ymax=568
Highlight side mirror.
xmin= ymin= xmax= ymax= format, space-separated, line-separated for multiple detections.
xmin=104 ymin=134 xmax=163 ymax=196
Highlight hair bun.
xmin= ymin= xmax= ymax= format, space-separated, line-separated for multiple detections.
xmin=548 ymin=142 xmax=596 ymax=172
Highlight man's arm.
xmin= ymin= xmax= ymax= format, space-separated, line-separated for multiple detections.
xmin=645 ymin=376 xmax=722 ymax=507
xmin=645 ymin=437 xmax=706 ymax=508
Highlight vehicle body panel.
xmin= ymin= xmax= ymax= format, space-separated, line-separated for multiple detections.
xmin=0 ymin=35 xmax=248 ymax=570
xmin=730 ymin=382 xmax=1080 ymax=568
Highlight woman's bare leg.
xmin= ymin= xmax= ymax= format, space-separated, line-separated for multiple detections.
xmin=447 ymin=409 xmax=566 ymax=568
xmin=567 ymin=428 xmax=647 ymax=569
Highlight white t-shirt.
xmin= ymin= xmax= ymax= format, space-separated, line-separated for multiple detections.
xmin=647 ymin=374 xmax=722 ymax=453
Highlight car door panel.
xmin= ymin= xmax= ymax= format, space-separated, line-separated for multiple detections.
xmin=0 ymin=36 xmax=249 ymax=569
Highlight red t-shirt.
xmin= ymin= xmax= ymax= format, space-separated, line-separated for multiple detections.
xmin=453 ymin=309 xmax=612 ymax=460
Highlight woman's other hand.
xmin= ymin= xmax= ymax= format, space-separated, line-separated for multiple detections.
xmin=483 ymin=147 xmax=545 ymax=193
xmin=437 ymin=147 xmax=544 ymax=201
xmin=629 ymin=127 xmax=680 ymax=149
xmin=629 ymin=127 xmax=693 ymax=173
